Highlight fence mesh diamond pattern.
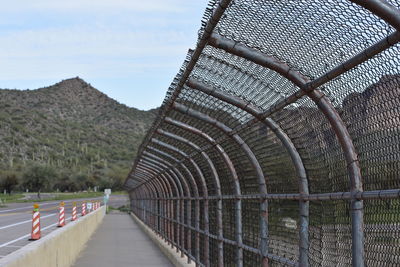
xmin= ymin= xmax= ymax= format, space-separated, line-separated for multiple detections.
xmin=124 ymin=0 xmax=400 ymax=266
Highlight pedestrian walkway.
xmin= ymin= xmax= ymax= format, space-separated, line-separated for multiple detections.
xmin=73 ymin=211 xmax=173 ymax=267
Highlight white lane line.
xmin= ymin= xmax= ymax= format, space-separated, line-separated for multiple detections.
xmin=0 ymin=216 xmax=72 ymax=248
xmin=0 ymin=214 xmax=56 ymax=230
xmin=0 ymin=202 xmax=60 ymax=213
xmin=0 ymin=197 xmax=102 ymax=213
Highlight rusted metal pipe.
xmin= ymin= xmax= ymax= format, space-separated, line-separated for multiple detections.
xmin=351 ymin=0 xmax=400 ymax=31
xmin=150 ymin=138 xmax=210 ymax=265
xmin=172 ymin=103 xmax=269 ymax=267
xmin=208 ymin=33 xmax=365 ymax=266
xmin=156 ymin=129 xmax=224 ymax=267
xmin=164 ymin=117 xmax=240 ymax=267
xmin=186 ymin=77 xmax=310 ymax=265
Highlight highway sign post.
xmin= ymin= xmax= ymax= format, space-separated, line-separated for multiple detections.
xmin=104 ymin=188 xmax=111 ymax=213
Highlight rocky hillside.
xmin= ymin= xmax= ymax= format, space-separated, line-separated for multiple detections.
xmin=0 ymin=77 xmax=158 ymax=190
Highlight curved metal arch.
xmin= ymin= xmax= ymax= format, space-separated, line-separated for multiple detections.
xmin=156 ymin=128 xmax=224 ymax=266
xmin=137 ymin=162 xmax=180 ymax=196
xmin=138 ymin=161 xmax=183 ymax=244
xmin=139 ymin=173 xmax=171 ymax=239
xmin=150 ymin=138 xmax=211 ymax=264
xmin=186 ymin=77 xmax=310 ymax=265
xmin=153 ymin=175 xmax=175 ymax=241
xmin=137 ymin=174 xmax=165 ymax=237
xmin=164 ymin=116 xmax=241 ymax=267
xmin=172 ymin=103 xmax=269 ymax=267
xmin=149 ymin=139 xmax=206 ymax=197
xmin=132 ymin=175 xmax=155 ymax=224
xmin=350 ymin=0 xmax=400 ymax=31
xmin=142 ymin=152 xmax=197 ymax=199
xmin=140 ymin=155 xmax=196 ymax=259
xmin=207 ymin=33 xmax=365 ymax=266
xmin=139 ymin=184 xmax=150 ymax=225
xmin=156 ymin=128 xmax=222 ymax=196
xmin=142 ymin=182 xmax=158 ymax=228
xmin=146 ymin=178 xmax=164 ymax=234
xmin=145 ymin=148 xmax=200 ymax=198
xmin=144 ymin=146 xmax=204 ymax=263
xmin=134 ymin=187 xmax=145 ymax=220
xmin=134 ymin=172 xmax=171 ymax=240
xmin=138 ymin=161 xmax=185 ymax=249
xmin=134 ymin=171 xmax=168 ymax=232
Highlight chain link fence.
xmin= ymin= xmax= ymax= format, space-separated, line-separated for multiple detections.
xmin=124 ymin=0 xmax=400 ymax=266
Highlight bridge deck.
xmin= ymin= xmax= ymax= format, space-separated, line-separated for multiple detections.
xmin=73 ymin=211 xmax=173 ymax=267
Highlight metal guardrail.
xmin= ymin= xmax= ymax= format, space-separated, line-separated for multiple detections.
xmin=124 ymin=0 xmax=400 ymax=266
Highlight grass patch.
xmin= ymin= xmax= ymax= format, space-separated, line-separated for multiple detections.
xmin=108 ymin=204 xmax=130 ymax=213
xmin=0 ymin=193 xmax=25 ymax=203
xmin=111 ymin=191 xmax=128 ymax=195
xmin=23 ymin=192 xmax=104 ymax=202
xmin=0 ymin=192 xmax=104 ymax=204
xmin=50 ymin=192 xmax=104 ymax=201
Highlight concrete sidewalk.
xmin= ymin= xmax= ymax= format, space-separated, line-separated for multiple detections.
xmin=73 ymin=211 xmax=173 ymax=267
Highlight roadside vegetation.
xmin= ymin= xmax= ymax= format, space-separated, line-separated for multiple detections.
xmin=0 ymin=78 xmax=158 ymax=200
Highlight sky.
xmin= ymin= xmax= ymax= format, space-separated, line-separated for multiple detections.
xmin=0 ymin=0 xmax=209 ymax=110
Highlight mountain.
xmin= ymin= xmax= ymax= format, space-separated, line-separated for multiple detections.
xmin=0 ymin=77 xmax=158 ymax=191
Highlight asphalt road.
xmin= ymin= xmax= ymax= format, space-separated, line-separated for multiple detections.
xmin=0 ymin=195 xmax=129 ymax=258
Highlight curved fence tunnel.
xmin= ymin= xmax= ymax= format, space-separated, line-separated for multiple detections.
xmin=125 ymin=0 xmax=400 ymax=266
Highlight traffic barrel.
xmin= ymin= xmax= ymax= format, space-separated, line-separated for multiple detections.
xmin=81 ymin=202 xmax=86 ymax=216
xmin=58 ymin=202 xmax=66 ymax=227
xmin=30 ymin=203 xmax=41 ymax=240
xmin=71 ymin=202 xmax=77 ymax=221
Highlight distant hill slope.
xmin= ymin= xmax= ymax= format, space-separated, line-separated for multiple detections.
xmin=0 ymin=77 xmax=158 ymax=190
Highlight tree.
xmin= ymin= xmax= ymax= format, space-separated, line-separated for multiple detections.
xmin=52 ymin=170 xmax=79 ymax=192
xmin=22 ymin=164 xmax=57 ymax=199
xmin=0 ymin=171 xmax=19 ymax=194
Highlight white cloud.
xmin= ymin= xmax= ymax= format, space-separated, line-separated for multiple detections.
xmin=0 ymin=0 xmax=209 ymax=108
xmin=3 ymin=0 xmax=187 ymax=13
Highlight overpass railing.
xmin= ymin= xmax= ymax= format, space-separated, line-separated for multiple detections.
xmin=124 ymin=0 xmax=400 ymax=266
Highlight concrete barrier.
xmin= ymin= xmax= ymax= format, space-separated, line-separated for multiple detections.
xmin=130 ymin=212 xmax=195 ymax=267
xmin=0 ymin=206 xmax=105 ymax=267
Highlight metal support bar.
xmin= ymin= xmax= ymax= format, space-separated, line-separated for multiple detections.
xmin=142 ymin=153 xmax=197 ymax=260
xmin=156 ymin=128 xmax=224 ymax=266
xmin=350 ymin=0 xmax=400 ymax=31
xmin=186 ymin=77 xmax=310 ymax=265
xmin=164 ymin=117 xmax=242 ymax=266
xmin=150 ymin=138 xmax=211 ymax=265
xmin=133 ymin=187 xmax=400 ymax=201
xmin=172 ymin=102 xmax=269 ymax=267
xmin=207 ymin=33 xmax=365 ymax=267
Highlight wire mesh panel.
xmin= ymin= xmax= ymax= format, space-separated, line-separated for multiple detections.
xmin=125 ymin=0 xmax=400 ymax=266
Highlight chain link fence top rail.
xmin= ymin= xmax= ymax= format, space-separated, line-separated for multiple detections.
xmin=124 ymin=0 xmax=400 ymax=266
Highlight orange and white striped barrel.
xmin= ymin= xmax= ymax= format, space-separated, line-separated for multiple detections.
xmin=58 ymin=202 xmax=65 ymax=227
xmin=30 ymin=203 xmax=41 ymax=240
xmin=81 ymin=202 xmax=86 ymax=216
xmin=71 ymin=202 xmax=77 ymax=221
